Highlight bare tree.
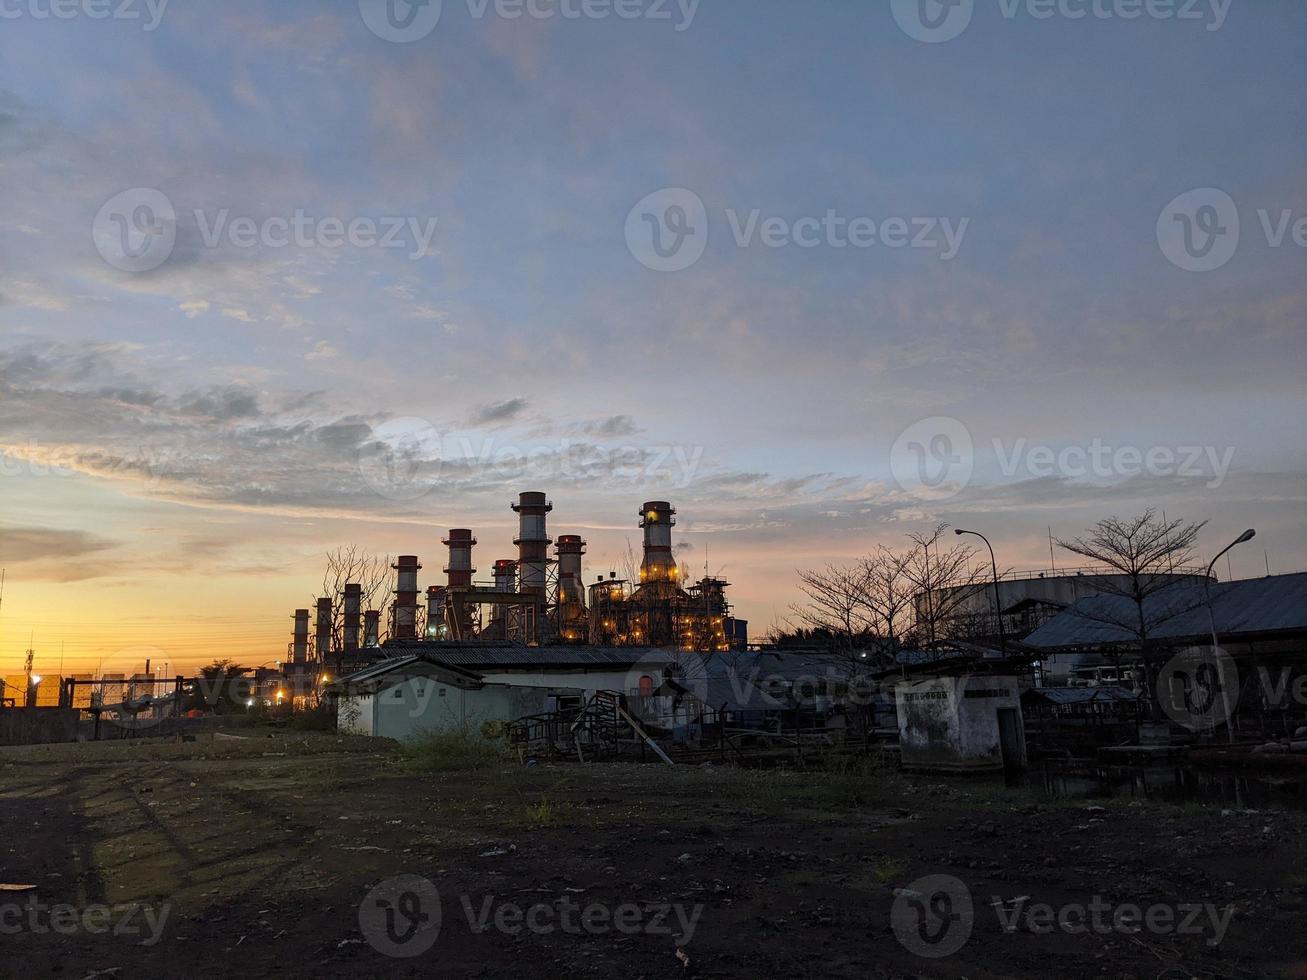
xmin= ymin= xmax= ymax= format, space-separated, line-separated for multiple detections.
xmin=790 ymin=562 xmax=877 ymax=661
xmin=858 ymin=546 xmax=916 ymax=663
xmin=317 ymin=546 xmax=392 ymax=667
xmin=1056 ymin=510 xmax=1207 ymax=715
xmin=901 ymin=524 xmax=990 ymax=653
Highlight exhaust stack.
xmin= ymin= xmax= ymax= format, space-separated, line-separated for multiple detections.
xmin=314 ymin=597 xmax=333 ymax=661
xmin=292 ymin=609 xmax=310 ymax=664
xmin=512 ymin=491 xmax=552 ymax=598
xmin=392 ymin=556 xmax=421 ymax=639
xmin=343 ymin=584 xmax=362 ymax=652
xmin=639 ymin=501 xmax=678 ymax=584
xmin=443 ymin=530 xmax=477 ymax=588
xmin=556 ymin=535 xmax=586 ymax=607
xmin=364 ymin=610 xmax=381 ymax=647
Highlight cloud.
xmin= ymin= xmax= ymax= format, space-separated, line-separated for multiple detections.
xmin=0 ymin=525 xmax=116 ymax=565
xmin=179 ymin=300 xmax=210 ymax=318
xmin=469 ymin=398 xmax=529 ymax=426
xmin=305 ymin=340 xmax=338 ymax=361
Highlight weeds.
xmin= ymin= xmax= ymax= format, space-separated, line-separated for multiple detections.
xmin=396 ymin=728 xmax=510 ymax=772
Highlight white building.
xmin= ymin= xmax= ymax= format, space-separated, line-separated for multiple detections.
xmin=894 ymin=674 xmax=1026 ymax=774
xmin=334 ymin=646 xmax=678 ymax=740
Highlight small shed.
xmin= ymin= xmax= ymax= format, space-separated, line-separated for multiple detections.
xmin=334 ymin=657 xmax=567 ymax=741
xmin=894 ymin=675 xmax=1026 ymax=774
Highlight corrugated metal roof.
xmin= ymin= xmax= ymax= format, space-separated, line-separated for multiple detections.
xmin=372 ymin=643 xmax=679 ymax=670
xmin=1024 ymin=685 xmax=1141 ymax=704
xmin=1024 ymin=572 xmax=1307 ymax=649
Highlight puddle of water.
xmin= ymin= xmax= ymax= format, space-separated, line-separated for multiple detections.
xmin=1022 ymin=764 xmax=1307 ymax=811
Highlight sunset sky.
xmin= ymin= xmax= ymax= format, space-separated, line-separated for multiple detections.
xmin=1 ymin=0 xmax=1304 ymax=676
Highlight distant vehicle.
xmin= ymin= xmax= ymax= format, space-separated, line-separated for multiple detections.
xmin=1066 ymin=666 xmax=1142 ymax=691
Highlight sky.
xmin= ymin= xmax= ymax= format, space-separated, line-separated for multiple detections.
xmin=1 ymin=0 xmax=1304 ymax=675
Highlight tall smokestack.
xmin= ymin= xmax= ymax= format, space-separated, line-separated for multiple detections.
xmin=513 ymin=491 xmax=552 ymax=598
xmin=443 ymin=529 xmax=477 ymax=588
xmin=292 ymin=609 xmax=310 ymax=664
xmin=425 ymin=585 xmax=444 ymax=639
xmin=392 ymin=556 xmax=421 ymax=640
xmin=343 ymin=584 xmax=362 ymax=652
xmin=556 ymin=535 xmax=586 ymax=607
xmin=639 ymin=501 xmax=678 ymax=584
xmin=364 ymin=610 xmax=381 ymax=647
xmin=315 ymin=598 xmax=333 ymax=661
xmin=492 ymin=559 xmax=517 ymax=592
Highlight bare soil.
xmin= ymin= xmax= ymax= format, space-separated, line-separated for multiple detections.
xmin=1 ymin=733 xmax=1304 ymax=979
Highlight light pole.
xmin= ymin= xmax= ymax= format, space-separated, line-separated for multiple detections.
xmin=955 ymin=529 xmax=1007 ymax=657
xmin=1204 ymin=529 xmax=1255 ymax=744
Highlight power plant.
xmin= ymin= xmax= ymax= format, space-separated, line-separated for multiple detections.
xmin=292 ymin=493 xmax=746 ymax=669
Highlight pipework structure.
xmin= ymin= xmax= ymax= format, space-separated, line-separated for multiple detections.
xmin=288 ymin=491 xmax=744 ymax=656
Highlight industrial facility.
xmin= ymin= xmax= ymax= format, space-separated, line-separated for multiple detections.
xmin=286 ymin=493 xmax=748 ymax=677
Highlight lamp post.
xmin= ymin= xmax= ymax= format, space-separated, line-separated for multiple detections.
xmin=1204 ymin=529 xmax=1255 ymax=744
xmin=955 ymin=529 xmax=1007 ymax=657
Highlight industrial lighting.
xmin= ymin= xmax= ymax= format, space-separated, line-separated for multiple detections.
xmin=30 ymin=675 xmax=42 ymax=685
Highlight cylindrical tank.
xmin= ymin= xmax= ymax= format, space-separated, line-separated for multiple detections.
xmin=314 ymin=598 xmax=333 ymax=661
xmin=292 ymin=609 xmax=310 ymax=664
xmin=639 ymin=501 xmax=678 ymax=584
xmin=443 ymin=530 xmax=477 ymax=588
xmin=512 ymin=492 xmax=552 ymax=597
xmin=343 ymin=584 xmax=362 ymax=651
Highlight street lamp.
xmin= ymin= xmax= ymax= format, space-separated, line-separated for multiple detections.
xmin=955 ymin=529 xmax=1007 ymax=657
xmin=1203 ymin=529 xmax=1255 ymax=744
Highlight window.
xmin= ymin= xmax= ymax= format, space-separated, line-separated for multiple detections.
xmin=638 ymin=675 xmax=654 ymax=696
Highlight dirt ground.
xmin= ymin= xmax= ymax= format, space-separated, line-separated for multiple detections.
xmin=2 ymin=734 xmax=1305 ymax=979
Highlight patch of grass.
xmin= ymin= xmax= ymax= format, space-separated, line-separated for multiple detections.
xmin=396 ymin=729 xmax=511 ymax=772
xmin=523 ymin=798 xmax=558 ymax=827
xmin=873 ymin=857 xmax=904 ymax=883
